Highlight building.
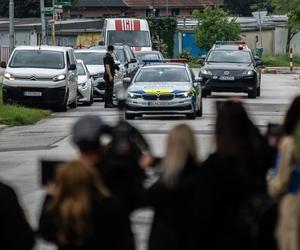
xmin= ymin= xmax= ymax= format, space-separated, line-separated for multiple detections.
xmin=66 ymin=0 xmax=223 ymax=18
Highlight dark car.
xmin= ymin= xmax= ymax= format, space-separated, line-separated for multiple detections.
xmin=134 ymin=51 xmax=164 ymax=66
xmin=198 ymin=42 xmax=262 ymax=98
xmin=89 ymin=45 xmax=138 ymax=78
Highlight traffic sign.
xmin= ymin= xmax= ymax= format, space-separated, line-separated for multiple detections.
xmin=252 ymin=11 xmax=267 ymax=25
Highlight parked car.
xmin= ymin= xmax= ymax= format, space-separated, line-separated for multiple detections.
xmin=134 ymin=51 xmax=164 ymax=66
xmin=89 ymin=45 xmax=138 ymax=78
xmin=1 ymin=46 xmax=78 ymax=111
xmin=74 ymin=49 xmax=125 ymax=99
xmin=76 ymin=60 xmax=94 ymax=106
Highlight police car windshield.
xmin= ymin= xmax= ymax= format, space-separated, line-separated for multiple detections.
xmin=108 ymin=31 xmax=150 ymax=47
xmin=76 ymin=63 xmax=86 ymax=75
xmin=75 ymin=52 xmax=105 ymax=65
xmin=207 ymin=50 xmax=252 ymax=64
xmin=135 ymin=68 xmax=190 ymax=82
xmin=9 ymin=50 xmax=64 ymax=69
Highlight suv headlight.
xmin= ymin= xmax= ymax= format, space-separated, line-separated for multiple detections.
xmin=200 ymin=69 xmax=212 ymax=75
xmin=176 ymin=92 xmax=193 ymax=98
xmin=53 ymin=74 xmax=66 ymax=81
xmin=242 ymin=70 xmax=254 ymax=76
xmin=128 ymin=92 xmax=141 ymax=99
xmin=4 ymin=72 xmax=15 ymax=81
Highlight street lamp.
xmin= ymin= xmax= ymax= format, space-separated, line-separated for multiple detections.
xmin=9 ymin=0 xmax=15 ymax=55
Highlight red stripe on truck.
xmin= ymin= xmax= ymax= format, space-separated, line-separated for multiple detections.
xmin=133 ymin=20 xmax=141 ymax=31
xmin=115 ymin=20 xmax=122 ymax=30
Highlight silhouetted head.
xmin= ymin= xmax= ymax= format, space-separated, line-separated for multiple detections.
xmin=107 ymin=45 xmax=114 ymax=53
xmin=283 ymin=96 xmax=300 ymax=135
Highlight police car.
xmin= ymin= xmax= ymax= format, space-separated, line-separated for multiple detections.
xmin=124 ymin=59 xmax=203 ymax=120
xmin=199 ymin=41 xmax=262 ymax=98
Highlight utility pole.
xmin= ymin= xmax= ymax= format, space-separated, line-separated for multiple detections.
xmin=40 ymin=0 xmax=46 ymax=45
xmin=166 ymin=0 xmax=168 ymax=16
xmin=9 ymin=0 xmax=15 ymax=55
xmin=51 ymin=0 xmax=55 ymax=46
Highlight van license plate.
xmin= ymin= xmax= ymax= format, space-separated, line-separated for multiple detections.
xmin=24 ymin=91 xmax=42 ymax=97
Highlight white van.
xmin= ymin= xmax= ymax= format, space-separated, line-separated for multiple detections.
xmin=102 ymin=18 xmax=152 ymax=52
xmin=1 ymin=46 xmax=78 ymax=111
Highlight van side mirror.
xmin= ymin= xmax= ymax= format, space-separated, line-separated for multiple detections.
xmin=130 ymin=58 xmax=137 ymax=64
xmin=68 ymin=64 xmax=76 ymax=70
xmin=1 ymin=61 xmax=7 ymax=68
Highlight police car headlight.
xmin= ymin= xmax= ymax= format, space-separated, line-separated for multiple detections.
xmin=176 ymin=92 xmax=193 ymax=98
xmin=242 ymin=70 xmax=254 ymax=76
xmin=200 ymin=69 xmax=212 ymax=75
xmin=4 ymin=72 xmax=15 ymax=81
xmin=53 ymin=74 xmax=66 ymax=81
xmin=128 ymin=92 xmax=141 ymax=99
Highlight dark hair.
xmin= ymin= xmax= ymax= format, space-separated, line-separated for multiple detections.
xmin=107 ymin=45 xmax=114 ymax=51
xmin=283 ymin=96 xmax=300 ymax=135
xmin=215 ymin=100 xmax=263 ymax=156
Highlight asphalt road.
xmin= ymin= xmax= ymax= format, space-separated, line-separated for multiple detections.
xmin=0 ymin=73 xmax=300 ymax=250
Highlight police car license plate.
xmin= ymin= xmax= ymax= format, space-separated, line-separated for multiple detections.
xmin=24 ymin=91 xmax=42 ymax=97
xmin=220 ymin=76 xmax=235 ymax=81
xmin=149 ymin=101 xmax=170 ymax=106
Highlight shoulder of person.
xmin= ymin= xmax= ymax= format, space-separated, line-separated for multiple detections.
xmin=0 ymin=181 xmax=17 ymax=201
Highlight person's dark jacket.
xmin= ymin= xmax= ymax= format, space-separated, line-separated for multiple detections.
xmin=39 ymin=195 xmax=134 ymax=250
xmin=0 ymin=181 xmax=35 ymax=250
xmin=194 ymin=148 xmax=277 ymax=250
xmin=145 ymin=159 xmax=199 ymax=250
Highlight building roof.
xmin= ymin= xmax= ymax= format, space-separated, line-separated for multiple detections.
xmin=124 ymin=0 xmax=223 ymax=7
xmin=78 ymin=0 xmax=128 ymax=7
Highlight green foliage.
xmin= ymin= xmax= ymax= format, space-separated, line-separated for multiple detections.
xmin=193 ymin=7 xmax=241 ymax=51
xmin=179 ymin=51 xmax=191 ymax=59
xmin=147 ymin=17 xmax=177 ymax=58
xmin=0 ymin=84 xmax=51 ymax=126
xmin=261 ymin=54 xmax=300 ymax=67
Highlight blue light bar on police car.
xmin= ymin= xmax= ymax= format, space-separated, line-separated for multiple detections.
xmin=143 ymin=59 xmax=188 ymax=64
xmin=215 ymin=41 xmax=246 ymax=45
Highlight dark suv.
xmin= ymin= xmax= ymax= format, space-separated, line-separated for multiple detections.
xmin=198 ymin=41 xmax=262 ymax=98
xmin=89 ymin=45 xmax=138 ymax=78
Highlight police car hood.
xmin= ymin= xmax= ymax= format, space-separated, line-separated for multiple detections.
xmin=205 ymin=62 xmax=252 ymax=71
xmin=128 ymin=82 xmax=191 ymax=93
xmin=86 ymin=65 xmax=105 ymax=75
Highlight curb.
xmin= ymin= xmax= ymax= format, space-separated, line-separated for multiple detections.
xmin=262 ymin=67 xmax=300 ymax=74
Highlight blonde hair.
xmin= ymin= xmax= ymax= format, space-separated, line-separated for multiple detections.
xmin=49 ymin=160 xmax=110 ymax=245
xmin=162 ymin=124 xmax=198 ymax=187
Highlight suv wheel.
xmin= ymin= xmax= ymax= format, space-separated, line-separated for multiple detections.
xmin=125 ymin=113 xmax=135 ymax=120
xmin=257 ymin=86 xmax=261 ymax=97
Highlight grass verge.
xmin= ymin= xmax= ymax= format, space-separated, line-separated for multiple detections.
xmin=0 ymin=83 xmax=51 ymax=126
xmin=261 ymin=54 xmax=300 ymax=67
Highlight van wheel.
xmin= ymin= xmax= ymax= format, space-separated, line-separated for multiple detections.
xmin=54 ymin=91 xmax=69 ymax=112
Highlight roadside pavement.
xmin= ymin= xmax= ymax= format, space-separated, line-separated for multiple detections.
xmin=262 ymin=67 xmax=300 ymax=75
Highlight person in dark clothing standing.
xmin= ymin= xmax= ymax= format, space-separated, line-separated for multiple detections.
xmin=0 ymin=181 xmax=35 ymax=250
xmin=194 ymin=100 xmax=276 ymax=250
xmin=145 ymin=124 xmax=200 ymax=250
xmin=103 ymin=45 xmax=119 ymax=108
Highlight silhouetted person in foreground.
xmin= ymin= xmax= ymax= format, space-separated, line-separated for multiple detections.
xmin=0 ymin=180 xmax=35 ymax=250
xmin=195 ymin=100 xmax=275 ymax=250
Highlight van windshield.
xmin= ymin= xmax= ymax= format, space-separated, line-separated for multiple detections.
xmin=108 ymin=31 xmax=150 ymax=47
xmin=9 ymin=50 xmax=65 ymax=69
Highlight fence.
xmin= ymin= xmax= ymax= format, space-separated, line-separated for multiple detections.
xmin=0 ymin=46 xmax=10 ymax=63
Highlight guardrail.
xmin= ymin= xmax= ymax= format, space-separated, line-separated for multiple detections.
xmin=0 ymin=46 xmax=10 ymax=63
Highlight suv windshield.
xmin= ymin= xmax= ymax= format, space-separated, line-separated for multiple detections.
xmin=9 ymin=50 xmax=64 ymax=69
xmin=76 ymin=63 xmax=86 ymax=75
xmin=108 ymin=31 xmax=150 ymax=47
xmin=75 ymin=52 xmax=105 ymax=65
xmin=207 ymin=50 xmax=252 ymax=64
xmin=135 ymin=68 xmax=189 ymax=82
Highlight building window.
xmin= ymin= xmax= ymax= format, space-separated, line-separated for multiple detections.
xmin=145 ymin=9 xmax=152 ymax=17
xmin=171 ymin=8 xmax=180 ymax=16
xmin=155 ymin=9 xmax=160 ymax=17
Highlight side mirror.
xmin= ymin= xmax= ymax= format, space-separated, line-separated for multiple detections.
xmin=254 ymin=55 xmax=260 ymax=61
xmin=152 ymin=42 xmax=159 ymax=50
xmin=130 ymin=58 xmax=137 ymax=64
xmin=255 ymin=60 xmax=262 ymax=67
xmin=115 ymin=60 xmax=121 ymax=65
xmin=68 ymin=64 xmax=76 ymax=70
xmin=194 ymin=76 xmax=202 ymax=83
xmin=1 ymin=61 xmax=7 ymax=68
xmin=123 ymin=77 xmax=131 ymax=84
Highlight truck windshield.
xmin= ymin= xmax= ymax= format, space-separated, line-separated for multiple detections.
xmin=108 ymin=31 xmax=150 ymax=47
xmin=9 ymin=50 xmax=65 ymax=69
xmin=75 ymin=52 xmax=105 ymax=65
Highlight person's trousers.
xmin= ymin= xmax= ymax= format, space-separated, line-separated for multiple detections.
xmin=104 ymin=79 xmax=114 ymax=105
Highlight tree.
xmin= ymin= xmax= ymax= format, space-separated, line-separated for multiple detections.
xmin=193 ymin=7 xmax=241 ymax=51
xmin=270 ymin=0 xmax=300 ymax=53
